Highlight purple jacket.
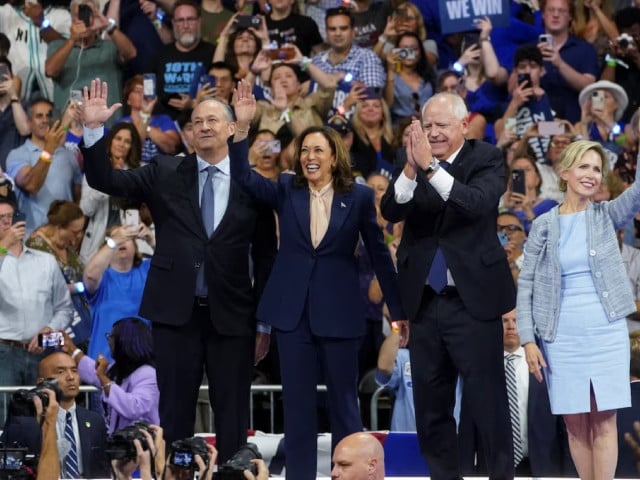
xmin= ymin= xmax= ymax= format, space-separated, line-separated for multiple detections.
xmin=78 ymin=356 xmax=160 ymax=434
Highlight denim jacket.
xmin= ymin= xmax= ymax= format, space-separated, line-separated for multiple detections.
xmin=517 ymin=180 xmax=640 ymax=344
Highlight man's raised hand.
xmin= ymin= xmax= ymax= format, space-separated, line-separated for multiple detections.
xmin=82 ymin=78 xmax=122 ymax=128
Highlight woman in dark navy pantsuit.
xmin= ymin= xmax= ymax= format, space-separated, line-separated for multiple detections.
xmin=230 ymin=82 xmax=405 ymax=480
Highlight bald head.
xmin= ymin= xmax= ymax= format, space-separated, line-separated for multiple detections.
xmin=38 ymin=352 xmax=80 ymax=407
xmin=331 ymin=432 xmax=384 ymax=480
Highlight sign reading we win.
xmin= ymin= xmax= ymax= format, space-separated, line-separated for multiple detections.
xmin=438 ymin=0 xmax=510 ymax=34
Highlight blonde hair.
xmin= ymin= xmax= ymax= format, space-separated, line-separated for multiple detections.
xmin=351 ymin=98 xmax=394 ymax=147
xmin=557 ymin=140 xmax=610 ymax=192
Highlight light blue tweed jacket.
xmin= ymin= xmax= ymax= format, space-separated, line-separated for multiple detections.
xmin=517 ymin=180 xmax=640 ymax=344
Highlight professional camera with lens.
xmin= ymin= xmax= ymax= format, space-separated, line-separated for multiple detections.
xmin=392 ymin=47 xmax=417 ymax=61
xmin=0 ymin=442 xmax=36 ymax=480
xmin=215 ymin=443 xmax=261 ymax=480
xmin=168 ymin=437 xmax=209 ymax=470
xmin=105 ymin=421 xmax=154 ymax=461
xmin=617 ymin=32 xmax=634 ymax=50
xmin=8 ymin=378 xmax=62 ymax=418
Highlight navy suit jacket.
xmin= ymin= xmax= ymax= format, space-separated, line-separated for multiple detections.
xmin=616 ymin=381 xmax=640 ymax=478
xmin=458 ymin=370 xmax=573 ymax=477
xmin=380 ymin=140 xmax=515 ymax=321
xmin=2 ymin=406 xmax=109 ymax=478
xmin=229 ymin=140 xmax=404 ymax=337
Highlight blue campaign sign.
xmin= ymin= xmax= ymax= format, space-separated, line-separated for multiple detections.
xmin=438 ymin=0 xmax=510 ymax=34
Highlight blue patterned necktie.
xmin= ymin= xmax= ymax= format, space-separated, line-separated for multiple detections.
xmin=427 ymin=161 xmax=450 ymax=293
xmin=505 ymin=354 xmax=524 ymax=465
xmin=201 ymin=165 xmax=218 ymax=237
xmin=196 ymin=165 xmax=218 ymax=296
xmin=64 ymin=411 xmax=80 ymax=478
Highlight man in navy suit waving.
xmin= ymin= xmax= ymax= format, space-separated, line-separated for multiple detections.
xmin=381 ymin=93 xmax=516 ymax=480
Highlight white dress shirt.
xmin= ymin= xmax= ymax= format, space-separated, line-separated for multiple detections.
xmin=56 ymin=403 xmax=84 ymax=475
xmin=505 ymin=346 xmax=529 ymax=457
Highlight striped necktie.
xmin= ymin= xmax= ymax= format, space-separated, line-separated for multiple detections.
xmin=64 ymin=411 xmax=80 ymax=478
xmin=505 ymin=353 xmax=524 ymax=465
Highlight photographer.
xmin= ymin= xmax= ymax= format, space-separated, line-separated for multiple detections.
xmin=601 ymin=7 xmax=640 ymax=123
xmin=2 ymin=352 xmax=109 ymax=478
xmin=35 ymin=388 xmax=60 ymax=480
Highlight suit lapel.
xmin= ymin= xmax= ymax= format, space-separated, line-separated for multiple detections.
xmin=177 ymin=155 xmax=208 ymax=240
xmin=75 ymin=408 xmax=92 ymax=476
xmin=291 ymin=186 xmax=312 ymax=246
xmin=210 ymin=179 xmax=237 ymax=240
xmin=318 ymin=190 xmax=353 ymax=249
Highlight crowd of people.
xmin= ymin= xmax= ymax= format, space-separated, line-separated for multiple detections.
xmin=4 ymin=0 xmax=640 ymax=478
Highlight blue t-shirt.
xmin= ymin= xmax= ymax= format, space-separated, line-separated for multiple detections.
xmin=118 ymin=115 xmax=178 ymax=164
xmin=87 ymin=260 xmax=151 ymax=363
xmin=376 ymin=348 xmax=415 ymax=431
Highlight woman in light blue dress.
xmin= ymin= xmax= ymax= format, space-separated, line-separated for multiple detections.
xmin=517 ymin=140 xmax=640 ymax=480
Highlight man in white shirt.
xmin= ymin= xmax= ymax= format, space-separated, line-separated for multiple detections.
xmin=459 ymin=308 xmax=573 ymax=476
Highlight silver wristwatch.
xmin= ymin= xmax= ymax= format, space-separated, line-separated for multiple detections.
xmin=423 ymin=157 xmax=440 ymax=175
xmin=105 ymin=236 xmax=117 ymax=249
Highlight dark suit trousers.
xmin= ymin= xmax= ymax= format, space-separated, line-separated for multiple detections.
xmin=276 ymin=312 xmax=363 ymax=480
xmin=152 ymin=302 xmax=254 ymax=462
xmin=410 ymin=289 xmax=513 ymax=480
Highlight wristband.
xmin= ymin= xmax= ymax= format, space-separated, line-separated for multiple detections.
xmin=378 ymin=34 xmax=387 ymax=44
xmin=71 ymin=348 xmax=82 ymax=360
xmin=299 ymin=56 xmax=312 ymax=71
xmin=606 ymin=59 xmax=617 ymax=67
xmin=0 ymin=246 xmax=7 ymax=255
xmin=102 ymin=381 xmax=112 ymax=390
xmin=10 ymin=97 xmax=19 ymax=104
xmin=105 ymin=17 xmax=117 ymax=35
xmin=39 ymin=151 xmax=52 ymax=163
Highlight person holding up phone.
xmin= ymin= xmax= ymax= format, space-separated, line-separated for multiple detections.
xmin=0 ymin=58 xmax=29 ymax=172
xmin=117 ymin=75 xmax=180 ymax=164
xmin=44 ymin=0 xmax=136 ymax=123
xmin=0 ymin=196 xmax=73 ymax=422
xmin=495 ymin=45 xmax=558 ymax=165
xmin=501 ymin=154 xmax=558 ymax=233
xmin=575 ymin=80 xmax=633 ymax=157
xmin=537 ymin=0 xmax=599 ymax=123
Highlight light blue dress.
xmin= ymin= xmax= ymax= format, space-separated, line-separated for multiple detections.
xmin=544 ymin=211 xmax=630 ymax=414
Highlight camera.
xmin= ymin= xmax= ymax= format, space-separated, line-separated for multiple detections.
xmin=105 ymin=421 xmax=155 ymax=461
xmin=169 ymin=437 xmax=210 ymax=470
xmin=0 ymin=443 xmax=36 ymax=480
xmin=617 ymin=32 xmax=634 ymax=50
xmin=392 ymin=47 xmax=416 ymax=61
xmin=216 ymin=443 xmax=261 ymax=480
xmin=9 ymin=378 xmax=62 ymax=418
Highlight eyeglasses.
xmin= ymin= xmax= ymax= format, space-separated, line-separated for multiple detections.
xmin=497 ymin=224 xmax=524 ymax=233
xmin=0 ymin=213 xmax=13 ymax=222
xmin=549 ymin=140 xmax=571 ymax=148
xmin=173 ymin=17 xmax=198 ymax=25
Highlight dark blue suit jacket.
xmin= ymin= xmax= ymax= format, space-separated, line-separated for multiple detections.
xmin=458 ymin=368 xmax=573 ymax=477
xmin=229 ymin=140 xmax=404 ymax=336
xmin=2 ymin=406 xmax=109 ymax=478
xmin=381 ymin=140 xmax=516 ymax=322
xmin=616 ymin=381 xmax=640 ymax=478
